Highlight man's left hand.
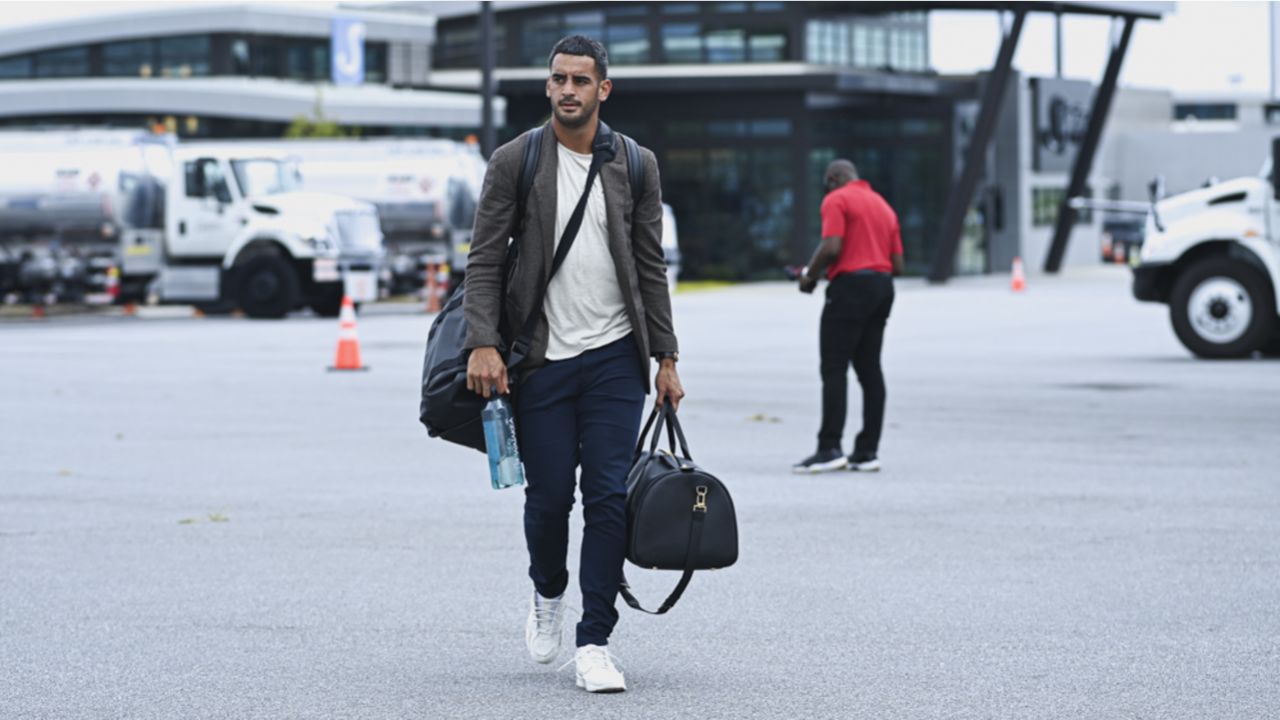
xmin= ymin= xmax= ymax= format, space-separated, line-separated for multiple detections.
xmin=655 ymin=360 xmax=685 ymax=411
xmin=798 ymin=275 xmax=818 ymax=294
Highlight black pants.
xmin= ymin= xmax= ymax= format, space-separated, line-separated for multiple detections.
xmin=516 ymin=335 xmax=646 ymax=648
xmin=818 ymin=272 xmax=894 ymax=455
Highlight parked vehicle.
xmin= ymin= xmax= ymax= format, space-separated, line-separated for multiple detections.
xmin=222 ymin=138 xmax=486 ymax=295
xmin=0 ymin=130 xmax=382 ymax=317
xmin=1131 ymin=141 xmax=1280 ymax=357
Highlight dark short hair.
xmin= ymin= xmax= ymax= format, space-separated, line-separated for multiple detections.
xmin=548 ymin=35 xmax=609 ymax=80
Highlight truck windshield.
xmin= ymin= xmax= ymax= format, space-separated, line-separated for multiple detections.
xmin=230 ymin=158 xmax=300 ymax=197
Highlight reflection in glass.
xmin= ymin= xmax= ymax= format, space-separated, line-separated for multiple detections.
xmin=662 ymin=23 xmax=701 ymax=63
xmin=607 ymin=24 xmax=650 ymax=64
xmin=35 ymin=47 xmax=89 ymax=78
xmin=0 ymin=55 xmax=32 ymax=79
xmin=231 ymin=39 xmax=250 ymax=75
xmin=104 ymin=40 xmax=153 ymax=77
xmin=706 ymin=29 xmax=745 ymax=63
xmin=564 ymin=10 xmax=604 ymax=38
xmin=522 ymin=15 xmax=562 ymax=66
xmin=158 ymin=35 xmax=210 ymax=77
xmin=749 ymin=33 xmax=787 ymax=62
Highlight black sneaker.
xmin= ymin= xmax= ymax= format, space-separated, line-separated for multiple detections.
xmin=848 ymin=452 xmax=881 ymax=472
xmin=792 ymin=448 xmax=848 ymax=474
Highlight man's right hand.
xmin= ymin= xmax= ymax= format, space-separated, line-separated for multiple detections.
xmin=466 ymin=346 xmax=508 ymax=398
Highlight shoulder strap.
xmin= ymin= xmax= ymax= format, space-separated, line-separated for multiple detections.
xmin=515 ymin=125 xmax=544 ymax=229
xmin=622 ymin=134 xmax=644 ymax=206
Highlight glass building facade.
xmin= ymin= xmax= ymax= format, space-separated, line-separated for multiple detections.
xmin=442 ymin=2 xmax=950 ymax=279
xmin=0 ymin=34 xmax=390 ymax=83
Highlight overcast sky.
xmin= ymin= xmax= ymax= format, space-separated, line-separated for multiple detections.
xmin=0 ymin=1 xmax=1271 ymax=96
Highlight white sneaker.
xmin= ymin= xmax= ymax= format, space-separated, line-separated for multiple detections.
xmin=573 ymin=644 xmax=626 ymax=693
xmin=525 ymin=591 xmax=565 ymax=664
xmin=848 ymin=454 xmax=881 ymax=472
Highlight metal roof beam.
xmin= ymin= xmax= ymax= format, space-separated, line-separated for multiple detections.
xmin=928 ymin=9 xmax=1026 ymax=283
xmin=1043 ymin=16 xmax=1136 ymax=273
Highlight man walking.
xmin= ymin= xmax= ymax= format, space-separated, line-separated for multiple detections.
xmin=793 ymin=160 xmax=902 ymax=474
xmin=463 ymin=36 xmax=683 ymax=693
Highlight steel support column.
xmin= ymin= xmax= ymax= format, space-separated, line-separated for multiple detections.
xmin=928 ymin=10 xmax=1025 ymax=283
xmin=1043 ymin=16 xmax=1135 ymax=273
xmin=479 ymin=1 xmax=496 ymax=159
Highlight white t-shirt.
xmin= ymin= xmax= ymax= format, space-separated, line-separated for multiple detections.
xmin=543 ymin=142 xmax=632 ymax=361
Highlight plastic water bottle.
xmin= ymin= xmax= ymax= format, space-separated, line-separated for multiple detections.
xmin=481 ymin=394 xmax=526 ymax=490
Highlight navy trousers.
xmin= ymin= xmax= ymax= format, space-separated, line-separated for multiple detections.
xmin=516 ymin=335 xmax=646 ymax=647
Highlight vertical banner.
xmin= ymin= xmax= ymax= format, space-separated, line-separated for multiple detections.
xmin=332 ymin=17 xmax=366 ymax=86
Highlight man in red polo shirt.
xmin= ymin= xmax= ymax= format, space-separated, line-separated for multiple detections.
xmin=793 ymin=159 xmax=903 ymax=474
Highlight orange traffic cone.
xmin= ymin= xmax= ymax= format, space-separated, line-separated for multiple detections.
xmin=1011 ymin=256 xmax=1026 ymax=292
xmin=328 ymin=295 xmax=368 ymax=371
xmin=1114 ymin=244 xmax=1127 ymax=264
xmin=424 ymin=262 xmax=441 ymax=313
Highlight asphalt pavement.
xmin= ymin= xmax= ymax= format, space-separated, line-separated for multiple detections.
xmin=2 ymin=266 xmax=1278 ymax=719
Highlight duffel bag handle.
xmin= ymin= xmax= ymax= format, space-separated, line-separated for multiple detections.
xmin=642 ymin=404 xmax=693 ymax=461
xmin=635 ymin=404 xmax=681 ymax=459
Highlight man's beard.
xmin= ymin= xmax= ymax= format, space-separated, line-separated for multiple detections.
xmin=552 ymin=99 xmax=595 ymax=128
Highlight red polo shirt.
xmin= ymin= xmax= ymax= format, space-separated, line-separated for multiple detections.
xmin=820 ymin=180 xmax=903 ymax=278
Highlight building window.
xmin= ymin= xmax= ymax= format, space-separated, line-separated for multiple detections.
xmin=1032 ymin=186 xmax=1092 ymax=227
xmin=607 ymin=24 xmax=650 ymax=64
xmin=748 ymin=32 xmax=787 ymax=62
xmin=285 ymin=41 xmax=310 ymax=80
xmin=103 ymin=39 xmax=154 ymax=78
xmin=158 ymin=35 xmax=210 ymax=77
xmin=662 ymin=23 xmax=702 ymax=63
xmin=1173 ymin=103 xmax=1237 ymax=121
xmin=521 ymin=14 xmax=563 ymax=66
xmin=311 ymin=43 xmax=329 ymax=81
xmin=564 ymin=10 xmax=604 ymax=38
xmin=366 ymin=42 xmax=388 ymax=83
xmin=230 ymin=38 xmax=251 ymax=75
xmin=705 ymin=29 xmax=745 ymax=63
xmin=438 ymin=26 xmax=477 ymax=69
xmin=250 ymin=38 xmax=280 ymax=77
xmin=0 ymin=55 xmax=33 ymax=79
xmin=807 ymin=15 xmax=928 ymax=71
xmin=608 ymin=4 xmax=648 ymax=18
xmin=662 ymin=3 xmax=699 ymax=14
xmin=35 ymin=47 xmax=89 ymax=78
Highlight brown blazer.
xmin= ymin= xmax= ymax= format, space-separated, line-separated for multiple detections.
xmin=462 ymin=123 xmax=678 ymax=390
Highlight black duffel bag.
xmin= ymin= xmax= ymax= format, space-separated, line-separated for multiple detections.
xmin=620 ymin=404 xmax=738 ymax=615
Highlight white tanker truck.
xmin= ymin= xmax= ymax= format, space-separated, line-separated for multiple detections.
xmin=0 ymin=130 xmax=382 ymax=318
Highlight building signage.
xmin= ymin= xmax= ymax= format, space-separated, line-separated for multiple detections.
xmin=331 ymin=17 xmax=367 ymax=86
xmin=1031 ymin=77 xmax=1093 ymax=173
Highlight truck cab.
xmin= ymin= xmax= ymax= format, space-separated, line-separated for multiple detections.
xmin=124 ymin=140 xmax=383 ymax=317
xmin=1131 ymin=139 xmax=1280 ymax=357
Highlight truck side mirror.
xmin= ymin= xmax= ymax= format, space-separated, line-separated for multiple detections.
xmin=1272 ymin=137 xmax=1280 ymax=200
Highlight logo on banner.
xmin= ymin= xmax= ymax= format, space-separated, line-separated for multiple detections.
xmin=332 ymin=17 xmax=366 ymax=86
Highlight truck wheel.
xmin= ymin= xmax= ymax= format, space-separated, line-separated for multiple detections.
xmin=1169 ymin=257 xmax=1275 ymax=358
xmin=309 ymin=284 xmax=345 ymax=318
xmin=236 ymin=254 xmax=299 ymax=319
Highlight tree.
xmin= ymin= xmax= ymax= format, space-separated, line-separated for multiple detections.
xmin=283 ymin=89 xmax=359 ymax=139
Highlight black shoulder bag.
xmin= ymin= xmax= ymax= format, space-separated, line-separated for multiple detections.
xmin=419 ymin=123 xmax=644 ymax=451
xmin=620 ymin=405 xmax=738 ymax=614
